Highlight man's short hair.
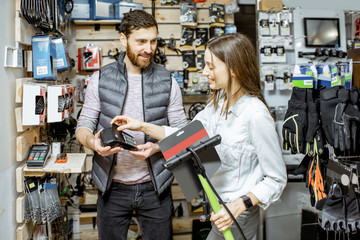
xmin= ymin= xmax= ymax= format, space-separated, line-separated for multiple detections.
xmin=119 ymin=10 xmax=158 ymax=37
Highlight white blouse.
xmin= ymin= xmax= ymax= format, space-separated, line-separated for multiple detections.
xmin=164 ymin=94 xmax=287 ymax=209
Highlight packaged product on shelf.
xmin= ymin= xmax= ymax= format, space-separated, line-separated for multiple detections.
xmin=276 ymin=65 xmax=292 ymax=90
xmin=225 ymin=25 xmax=237 ymax=34
xmin=160 ymin=0 xmax=179 ymax=5
xmin=182 ymin=50 xmax=196 ymax=71
xmin=258 ymin=12 xmax=270 ymax=36
xmin=260 ymin=66 xmax=276 ymax=91
xmin=195 ymin=28 xmax=208 ymax=48
xmin=196 ymin=51 xmax=205 ymax=72
xmin=225 ymin=0 xmax=240 ymax=15
xmin=78 ymin=44 xmax=102 ymax=71
xmin=329 ymin=64 xmax=341 ymax=87
xmin=180 ymin=27 xmax=195 ymax=47
xmin=91 ymin=0 xmax=117 ymax=19
xmin=269 ymin=12 xmax=279 ymax=36
xmin=209 ymin=4 xmax=225 ymax=27
xmin=114 ymin=1 xmax=143 ymax=19
xmin=180 ymin=3 xmax=197 ymax=26
xmin=338 ymin=59 xmax=353 ymax=89
xmin=50 ymin=37 xmax=69 ymax=72
xmin=280 ymin=11 xmax=292 ymax=36
xmin=22 ymin=84 xmax=47 ymax=126
xmin=171 ymin=71 xmax=184 ymax=89
xmin=47 ymin=85 xmax=67 ymax=123
xmin=292 ymin=64 xmax=317 ymax=89
xmin=209 ymin=26 xmax=225 ymax=38
xmin=32 ymin=35 xmax=57 ymax=81
xmin=317 ymin=64 xmax=332 ymax=88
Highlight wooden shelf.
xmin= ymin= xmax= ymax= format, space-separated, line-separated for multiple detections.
xmin=74 ymin=20 xmax=121 ymax=25
xmin=23 ymin=153 xmax=86 ymax=176
xmin=182 ymin=94 xmax=209 ymax=104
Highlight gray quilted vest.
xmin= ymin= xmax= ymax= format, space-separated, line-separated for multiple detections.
xmin=92 ymin=52 xmax=174 ymax=196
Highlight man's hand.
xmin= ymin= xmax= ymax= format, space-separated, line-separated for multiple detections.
xmin=94 ymin=129 xmax=124 ymax=156
xmin=129 ymin=142 xmax=160 ymax=160
xmin=111 ymin=115 xmax=143 ymax=132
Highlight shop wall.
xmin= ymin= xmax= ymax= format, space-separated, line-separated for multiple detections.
xmin=0 ymin=0 xmax=26 ymax=239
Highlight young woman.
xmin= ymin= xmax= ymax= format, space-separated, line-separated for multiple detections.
xmin=111 ymin=33 xmax=287 ymax=240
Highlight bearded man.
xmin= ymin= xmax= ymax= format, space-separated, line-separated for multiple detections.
xmin=76 ymin=10 xmax=187 ymax=240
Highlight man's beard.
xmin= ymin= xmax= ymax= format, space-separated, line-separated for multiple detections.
xmin=126 ymin=45 xmax=154 ymax=69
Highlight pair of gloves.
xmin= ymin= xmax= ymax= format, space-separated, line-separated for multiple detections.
xmin=320 ymin=86 xmax=360 ymax=153
xmin=282 ymin=87 xmax=324 ymax=156
xmin=321 ymin=182 xmax=360 ymax=233
xmin=283 ymin=86 xmax=360 ymax=154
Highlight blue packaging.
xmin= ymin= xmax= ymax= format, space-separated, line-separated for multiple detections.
xmin=114 ymin=1 xmax=143 ymax=19
xmin=51 ymin=37 xmax=69 ymax=72
xmin=338 ymin=60 xmax=352 ymax=89
xmin=292 ymin=64 xmax=316 ymax=89
xmin=329 ymin=64 xmax=341 ymax=87
xmin=32 ymin=36 xmax=57 ymax=80
xmin=316 ymin=64 xmax=332 ymax=89
xmin=171 ymin=72 xmax=184 ymax=89
xmin=225 ymin=25 xmax=237 ymax=34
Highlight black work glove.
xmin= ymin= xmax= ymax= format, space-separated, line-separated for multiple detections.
xmin=321 ymin=182 xmax=346 ymax=231
xmin=346 ymin=86 xmax=359 ymax=152
xmin=345 ymin=188 xmax=360 ymax=233
xmin=305 ymin=89 xmax=325 ymax=156
xmin=319 ymin=86 xmax=343 ymax=146
xmin=282 ymin=87 xmax=307 ymax=154
xmin=333 ymin=89 xmax=350 ymax=152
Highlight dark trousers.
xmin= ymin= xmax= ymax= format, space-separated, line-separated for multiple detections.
xmin=97 ymin=181 xmax=172 ymax=240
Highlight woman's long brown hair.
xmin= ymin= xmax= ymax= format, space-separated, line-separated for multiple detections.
xmin=206 ymin=33 xmax=272 ymax=118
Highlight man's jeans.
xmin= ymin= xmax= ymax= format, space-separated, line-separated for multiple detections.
xmin=97 ymin=181 xmax=172 ymax=240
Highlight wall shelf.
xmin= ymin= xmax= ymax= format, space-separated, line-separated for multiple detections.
xmin=74 ymin=20 xmax=121 ymax=25
xmin=182 ymin=94 xmax=209 ymax=104
xmin=23 ymin=153 xmax=86 ymax=176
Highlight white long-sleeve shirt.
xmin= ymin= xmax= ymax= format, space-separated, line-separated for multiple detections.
xmin=164 ymin=94 xmax=287 ymax=209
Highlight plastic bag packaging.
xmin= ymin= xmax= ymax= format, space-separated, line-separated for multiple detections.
xmin=23 ymin=189 xmax=32 ymax=223
xmin=38 ymin=182 xmax=47 ymax=223
xmin=29 ymin=184 xmax=41 ymax=223
xmin=44 ymin=179 xmax=62 ymax=223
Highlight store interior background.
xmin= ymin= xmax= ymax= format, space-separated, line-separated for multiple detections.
xmin=1 ymin=0 xmax=360 ymax=239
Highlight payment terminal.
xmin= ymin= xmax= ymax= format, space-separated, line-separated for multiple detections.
xmin=26 ymin=144 xmax=51 ymax=168
xmin=100 ymin=124 xmax=138 ymax=151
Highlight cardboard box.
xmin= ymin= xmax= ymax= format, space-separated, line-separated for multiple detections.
xmin=259 ymin=0 xmax=283 ymax=12
xmin=22 ymin=84 xmax=47 ymax=126
xmin=90 ymin=0 xmax=117 ymax=19
xmin=47 ymin=85 xmax=66 ymax=123
xmin=71 ymin=0 xmax=91 ymax=20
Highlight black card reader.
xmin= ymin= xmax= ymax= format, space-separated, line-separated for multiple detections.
xmin=26 ymin=144 xmax=51 ymax=168
xmin=100 ymin=124 xmax=138 ymax=151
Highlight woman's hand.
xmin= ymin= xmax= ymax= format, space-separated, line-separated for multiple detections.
xmin=129 ymin=142 xmax=161 ymax=160
xmin=111 ymin=115 xmax=143 ymax=132
xmin=210 ymin=199 xmax=245 ymax=232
